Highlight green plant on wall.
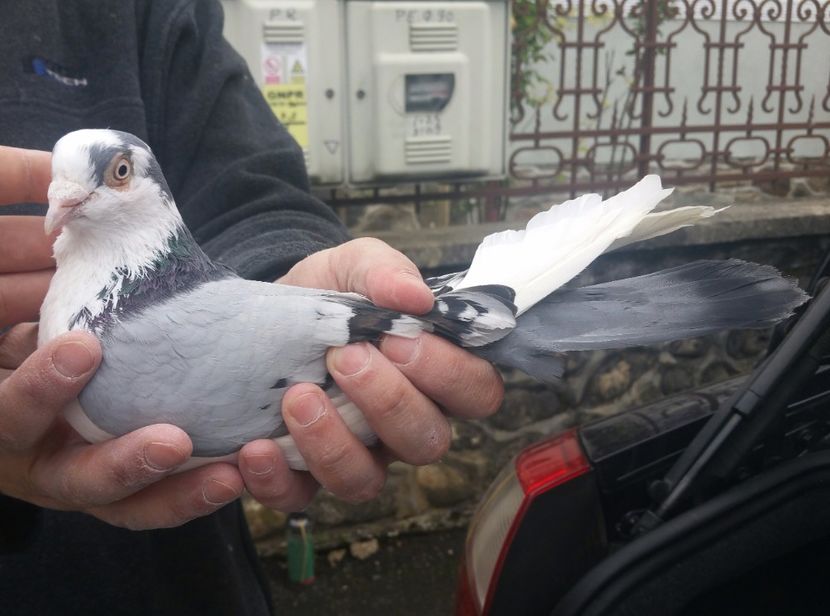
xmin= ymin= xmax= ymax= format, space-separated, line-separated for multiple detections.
xmin=510 ymin=0 xmax=557 ymax=124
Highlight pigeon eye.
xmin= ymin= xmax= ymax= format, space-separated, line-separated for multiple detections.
xmin=113 ymin=158 xmax=131 ymax=181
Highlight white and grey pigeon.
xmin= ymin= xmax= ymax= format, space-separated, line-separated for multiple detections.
xmin=39 ymin=129 xmax=807 ymax=471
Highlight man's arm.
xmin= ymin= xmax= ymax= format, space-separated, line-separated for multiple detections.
xmin=138 ymin=0 xmax=349 ymax=281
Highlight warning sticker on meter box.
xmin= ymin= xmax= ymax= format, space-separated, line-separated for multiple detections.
xmin=260 ymin=42 xmax=309 ymax=149
xmin=263 ymin=84 xmax=309 ymax=149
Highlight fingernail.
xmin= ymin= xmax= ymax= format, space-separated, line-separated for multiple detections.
xmin=52 ymin=342 xmax=95 ymax=378
xmin=245 ymin=453 xmax=274 ymax=476
xmin=203 ymin=479 xmax=238 ymax=506
xmin=381 ymin=335 xmax=421 ymax=366
xmin=144 ymin=442 xmax=186 ymax=471
xmin=331 ymin=344 xmax=370 ymax=376
xmin=288 ymin=393 xmax=325 ymax=427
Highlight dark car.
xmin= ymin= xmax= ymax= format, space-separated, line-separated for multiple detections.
xmin=456 ymin=256 xmax=830 ymax=616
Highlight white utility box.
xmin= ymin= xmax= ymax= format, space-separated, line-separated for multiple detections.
xmin=220 ymin=0 xmax=509 ymax=185
xmin=222 ymin=0 xmax=346 ymax=184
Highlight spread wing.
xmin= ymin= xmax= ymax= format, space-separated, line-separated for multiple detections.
xmin=79 ymin=279 xmax=355 ymax=456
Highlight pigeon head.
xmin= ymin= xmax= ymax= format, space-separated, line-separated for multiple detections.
xmin=46 ymin=129 xmax=179 ymax=235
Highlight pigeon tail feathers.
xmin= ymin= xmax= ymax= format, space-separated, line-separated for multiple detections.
xmin=453 ymin=175 xmax=674 ymax=315
xmin=608 ymin=205 xmax=728 ymax=252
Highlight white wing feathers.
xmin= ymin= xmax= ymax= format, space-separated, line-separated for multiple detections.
xmin=454 ymin=174 xmax=674 ymax=316
xmin=608 ymin=205 xmax=728 ymax=252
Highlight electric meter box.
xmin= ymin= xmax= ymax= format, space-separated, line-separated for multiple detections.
xmin=221 ymin=0 xmax=346 ymax=184
xmin=220 ymin=0 xmax=509 ymax=185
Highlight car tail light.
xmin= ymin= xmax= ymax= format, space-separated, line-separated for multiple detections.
xmin=456 ymin=429 xmax=591 ymax=615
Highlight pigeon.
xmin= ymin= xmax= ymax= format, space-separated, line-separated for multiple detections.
xmin=39 ymin=129 xmax=808 ymax=470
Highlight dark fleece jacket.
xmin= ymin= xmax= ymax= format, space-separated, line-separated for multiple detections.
xmin=0 ymin=1 xmax=350 ymax=613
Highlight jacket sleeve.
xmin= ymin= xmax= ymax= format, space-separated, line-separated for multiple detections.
xmin=137 ymin=0 xmax=350 ymax=282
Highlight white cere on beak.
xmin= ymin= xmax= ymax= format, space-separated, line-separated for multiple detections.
xmin=47 ymin=180 xmax=90 ymax=208
xmin=45 ymin=181 xmax=91 ymax=234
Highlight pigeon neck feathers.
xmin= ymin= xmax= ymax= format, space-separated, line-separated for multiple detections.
xmin=43 ymin=219 xmax=233 ymax=341
xmin=80 ymin=230 xmax=234 ymax=336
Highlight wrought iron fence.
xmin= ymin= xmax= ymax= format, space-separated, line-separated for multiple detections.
xmin=324 ymin=0 xmax=830 ymax=219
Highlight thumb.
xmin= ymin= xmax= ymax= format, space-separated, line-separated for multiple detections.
xmin=281 ymin=238 xmax=434 ymax=314
xmin=0 ymin=331 xmax=101 ymax=451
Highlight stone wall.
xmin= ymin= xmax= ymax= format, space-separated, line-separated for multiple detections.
xmin=247 ymin=192 xmax=830 ymax=555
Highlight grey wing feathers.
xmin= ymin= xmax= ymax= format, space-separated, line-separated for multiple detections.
xmin=79 ymin=279 xmax=355 ymax=456
xmin=425 ymin=270 xmax=468 ymax=295
xmin=331 ymin=284 xmax=518 ymax=347
xmin=476 ymin=260 xmax=807 ymax=383
xmin=536 ymin=260 xmax=807 ymax=350
xmin=421 ymin=285 xmax=517 ymax=347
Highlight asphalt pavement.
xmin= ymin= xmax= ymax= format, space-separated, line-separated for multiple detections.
xmin=263 ymin=527 xmax=467 ymax=615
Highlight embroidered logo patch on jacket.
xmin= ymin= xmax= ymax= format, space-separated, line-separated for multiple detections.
xmin=24 ymin=56 xmax=88 ymax=87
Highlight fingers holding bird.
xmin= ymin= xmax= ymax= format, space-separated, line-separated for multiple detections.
xmin=0 ymin=329 xmax=243 ymax=531
xmin=319 ymin=240 xmax=505 ymax=420
xmin=282 ymin=382 xmax=388 ymax=503
xmin=0 ymin=331 xmax=100 ymax=451
xmin=0 ymin=148 xmax=56 ymax=330
xmin=27 ymin=423 xmax=193 ymax=510
xmin=0 ymin=216 xmax=55 ymax=271
xmin=243 ymin=333 xmax=499 ymax=507
xmin=379 ymin=333 xmax=505 ymax=420
xmin=0 ymin=270 xmax=54 ymax=328
xmin=327 ymin=342 xmax=452 ymax=466
xmin=0 ymin=322 xmax=39 ymax=370
xmin=85 ymin=462 xmax=245 ymax=530
xmin=279 ymin=238 xmax=505 ymax=488
xmin=238 ymin=438 xmax=320 ymax=511
xmin=0 ymin=216 xmax=57 ymax=328
xmin=0 ymin=146 xmax=51 ymax=206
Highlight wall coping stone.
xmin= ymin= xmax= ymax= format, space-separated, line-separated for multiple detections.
xmin=355 ymin=198 xmax=830 ymax=271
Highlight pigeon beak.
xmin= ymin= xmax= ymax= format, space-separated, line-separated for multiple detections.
xmin=45 ymin=181 xmax=91 ymax=234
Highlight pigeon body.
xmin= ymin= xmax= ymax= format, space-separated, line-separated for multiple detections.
xmin=41 ymin=129 xmax=807 ymax=470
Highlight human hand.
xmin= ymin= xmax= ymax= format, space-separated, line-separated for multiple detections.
xmin=0 ymin=145 xmax=245 ymax=529
xmin=236 ymin=238 xmax=504 ymax=509
xmin=0 ymin=146 xmax=55 ymax=327
xmin=0 ymin=326 xmax=246 ymax=529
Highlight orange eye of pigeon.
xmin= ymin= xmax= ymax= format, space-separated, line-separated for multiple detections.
xmin=113 ymin=158 xmax=131 ymax=182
